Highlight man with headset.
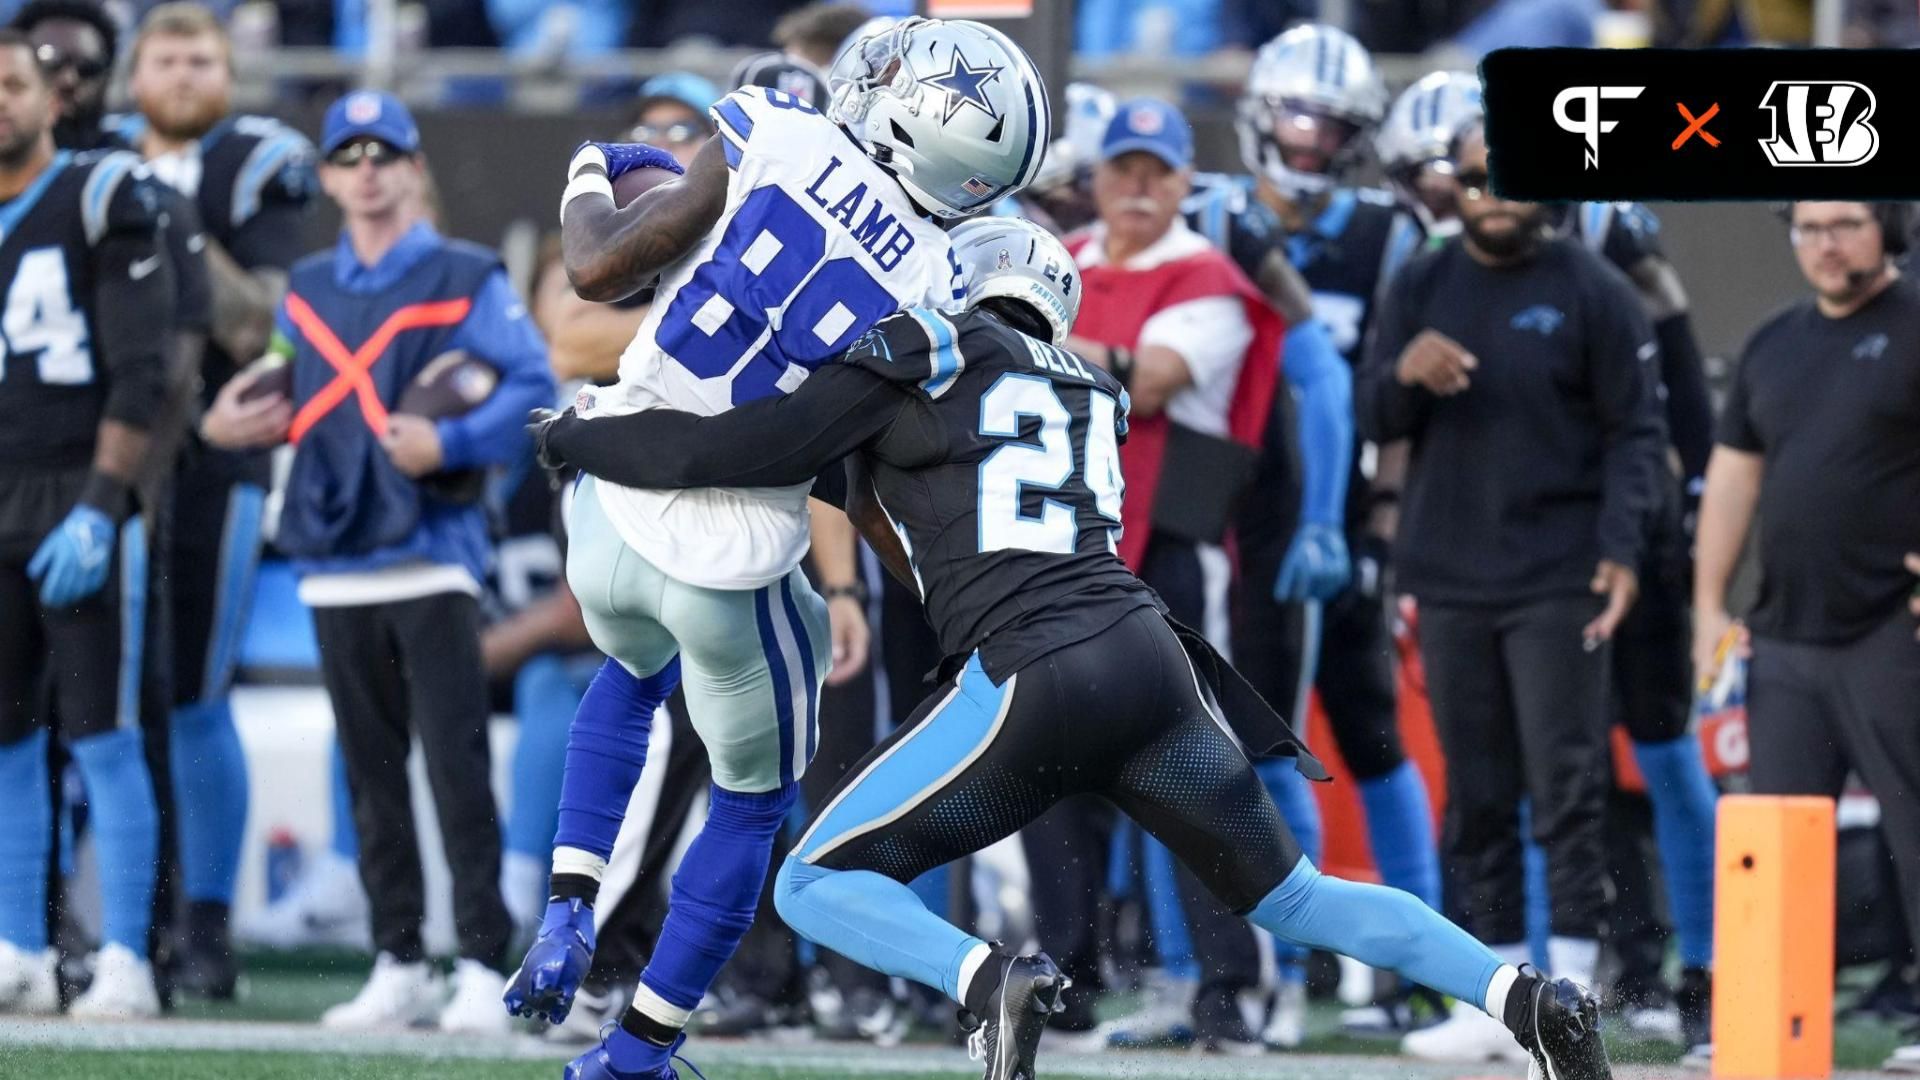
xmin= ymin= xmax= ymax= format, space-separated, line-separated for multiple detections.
xmin=1694 ymin=200 xmax=1920 ymax=1072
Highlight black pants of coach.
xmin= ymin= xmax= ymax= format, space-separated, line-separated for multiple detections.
xmin=312 ymin=591 xmax=511 ymax=970
xmin=1418 ymin=593 xmax=1611 ymax=944
xmin=1748 ymin=608 xmax=1920 ymax=962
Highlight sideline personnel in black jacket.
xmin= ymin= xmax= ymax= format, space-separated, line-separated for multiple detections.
xmin=1355 ymin=122 xmax=1665 ymax=1027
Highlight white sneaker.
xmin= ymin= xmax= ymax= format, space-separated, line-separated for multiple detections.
xmin=320 ymin=952 xmax=443 ymax=1030
xmin=1886 ymin=1044 xmax=1920 ymax=1075
xmin=1622 ymin=1002 xmax=1682 ymax=1041
xmin=1400 ymin=1001 xmax=1527 ymax=1063
xmin=0 ymin=941 xmax=60 ymax=1015
xmin=1261 ymin=981 xmax=1307 ymax=1049
xmin=235 ymin=851 xmax=372 ymax=951
xmin=545 ymin=984 xmax=628 ymax=1045
xmin=1080 ymin=969 xmax=1196 ymax=1049
xmin=439 ymin=958 xmax=511 ymax=1034
xmin=69 ymin=944 xmax=159 ymax=1020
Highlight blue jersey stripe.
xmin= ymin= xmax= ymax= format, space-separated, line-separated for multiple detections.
xmin=712 ymin=98 xmax=755 ymax=144
xmin=908 ymin=308 xmax=962 ymax=398
xmin=720 ymin=131 xmax=745 ymax=169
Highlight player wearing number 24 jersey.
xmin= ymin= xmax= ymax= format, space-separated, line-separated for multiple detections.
xmin=516 ymin=17 xmax=1051 ymax=1080
xmin=535 ymin=217 xmax=1619 ymax=1080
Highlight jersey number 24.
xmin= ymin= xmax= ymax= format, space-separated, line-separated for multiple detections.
xmin=978 ymin=370 xmax=1124 ymax=556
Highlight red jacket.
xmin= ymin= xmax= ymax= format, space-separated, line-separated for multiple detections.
xmin=1067 ymin=226 xmax=1286 ymax=569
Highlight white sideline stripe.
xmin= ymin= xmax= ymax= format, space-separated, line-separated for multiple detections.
xmin=0 ymin=1020 xmax=1722 ymax=1079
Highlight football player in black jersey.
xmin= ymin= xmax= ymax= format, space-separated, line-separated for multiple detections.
xmin=119 ymin=1 xmax=315 ymax=995
xmin=0 ymin=28 xmax=178 ymax=1018
xmin=1191 ymin=23 xmax=1446 ymax=1042
xmin=534 ymin=216 xmax=1617 ymax=1080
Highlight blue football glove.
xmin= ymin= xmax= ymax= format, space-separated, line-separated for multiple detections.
xmin=27 ymin=504 xmax=116 ymax=607
xmin=504 ymin=897 xmax=597 ymax=1024
xmin=576 ymin=141 xmax=685 ymax=182
xmin=1274 ymin=521 xmax=1351 ymax=603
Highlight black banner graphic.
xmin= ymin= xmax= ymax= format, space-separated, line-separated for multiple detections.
xmin=1482 ymin=48 xmax=1920 ymax=201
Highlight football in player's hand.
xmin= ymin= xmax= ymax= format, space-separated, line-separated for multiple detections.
xmin=397 ymin=350 xmax=498 ymax=418
xmin=236 ymin=353 xmax=292 ymax=403
xmin=613 ymin=165 xmax=678 ymax=208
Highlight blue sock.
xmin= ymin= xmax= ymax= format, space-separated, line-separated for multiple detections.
xmin=1142 ymin=838 xmax=1199 ymax=981
xmin=1520 ymin=801 xmax=1551 ymax=969
xmin=0 ymin=731 xmax=51 ymax=951
xmin=638 ymin=782 xmax=796 ymax=1025
xmin=776 ymin=854 xmax=985 ymax=1001
xmin=1358 ymin=761 xmax=1441 ymax=909
xmin=1633 ymin=736 xmax=1718 ymax=968
xmin=506 ymin=655 xmax=582 ymax=860
xmin=1250 ymin=857 xmax=1502 ymax=1007
xmin=554 ymin=657 xmax=681 ymax=860
xmin=1107 ymin=818 xmax=1138 ymax=901
xmin=170 ymin=700 xmax=249 ymax=904
xmin=1258 ymin=758 xmax=1323 ymax=975
xmin=70 ymin=728 xmax=159 ymax=951
xmin=330 ymin=739 xmax=358 ymax=862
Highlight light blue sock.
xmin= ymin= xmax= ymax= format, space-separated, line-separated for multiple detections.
xmin=1520 ymin=801 xmax=1550 ymax=969
xmin=1633 ymin=736 xmax=1718 ymax=968
xmin=0 ymin=731 xmax=51 ymax=951
xmin=639 ymin=782 xmax=796 ymax=1029
xmin=505 ymin=654 xmax=582 ymax=860
xmin=1358 ymin=761 xmax=1442 ymax=909
xmin=776 ymin=854 xmax=985 ymax=1001
xmin=70 ymin=728 xmax=159 ymax=951
xmin=169 ymin=700 xmax=249 ymax=903
xmin=330 ymin=739 xmax=358 ymax=861
xmin=1142 ymin=837 xmax=1199 ymax=981
xmin=1258 ymin=758 xmax=1323 ymax=976
xmin=1250 ymin=857 xmax=1502 ymax=1008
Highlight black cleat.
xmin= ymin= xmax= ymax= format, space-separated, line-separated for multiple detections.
xmin=1676 ymin=967 xmax=1712 ymax=1056
xmin=961 ymin=952 xmax=1071 ymax=1080
xmin=1515 ymin=972 xmax=1613 ymax=1080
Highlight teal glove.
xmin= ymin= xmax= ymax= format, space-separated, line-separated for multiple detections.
xmin=1274 ymin=521 xmax=1351 ymax=603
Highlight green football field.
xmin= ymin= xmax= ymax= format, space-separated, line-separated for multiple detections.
xmin=0 ymin=952 xmax=1907 ymax=1080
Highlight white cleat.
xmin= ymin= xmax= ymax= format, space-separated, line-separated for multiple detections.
xmin=439 ymin=958 xmax=512 ymax=1035
xmin=0 ymin=941 xmax=60 ymax=1015
xmin=235 ymin=851 xmax=372 ymax=951
xmin=69 ymin=944 xmax=159 ymax=1020
xmin=1261 ymin=980 xmax=1308 ymax=1049
xmin=1079 ymin=969 xmax=1196 ymax=1050
xmin=320 ymin=952 xmax=443 ymax=1031
xmin=1400 ymin=1001 xmax=1528 ymax=1064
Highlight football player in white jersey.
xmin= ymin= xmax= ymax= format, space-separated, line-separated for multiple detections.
xmin=505 ymin=17 xmax=1050 ymax=1080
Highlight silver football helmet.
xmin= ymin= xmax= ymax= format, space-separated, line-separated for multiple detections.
xmin=950 ymin=215 xmax=1079 ymax=346
xmin=828 ymin=17 xmax=1052 ymax=220
xmin=1376 ymin=71 xmax=1483 ymax=230
xmin=1236 ymin=24 xmax=1388 ymax=199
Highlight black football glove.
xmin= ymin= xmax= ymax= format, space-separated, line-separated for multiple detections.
xmin=527 ymin=406 xmax=575 ymax=472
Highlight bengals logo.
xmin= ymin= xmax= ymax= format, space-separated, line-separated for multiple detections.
xmin=1757 ymin=81 xmax=1879 ymax=167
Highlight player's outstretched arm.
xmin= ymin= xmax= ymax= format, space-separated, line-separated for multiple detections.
xmin=535 ymin=365 xmax=904 ymax=490
xmin=561 ymin=137 xmax=728 ymax=303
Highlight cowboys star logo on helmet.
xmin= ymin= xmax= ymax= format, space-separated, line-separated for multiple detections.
xmin=1757 ymin=81 xmax=1879 ymax=166
xmin=919 ymin=48 xmax=1003 ymax=125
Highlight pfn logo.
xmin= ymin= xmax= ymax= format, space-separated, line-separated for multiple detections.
xmin=1553 ymin=86 xmax=1645 ymax=169
xmin=1758 ymin=81 xmax=1879 ymax=166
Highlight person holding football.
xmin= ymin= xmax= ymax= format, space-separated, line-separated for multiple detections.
xmin=198 ymin=89 xmax=553 ymax=1033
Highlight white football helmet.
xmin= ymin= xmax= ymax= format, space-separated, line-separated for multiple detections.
xmin=1029 ymin=82 xmax=1117 ymax=193
xmin=828 ymin=17 xmax=1052 ymax=220
xmin=1377 ymin=71 xmax=1483 ymax=229
xmin=949 ymin=215 xmax=1079 ymax=346
xmin=1236 ymin=24 xmax=1388 ymax=199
